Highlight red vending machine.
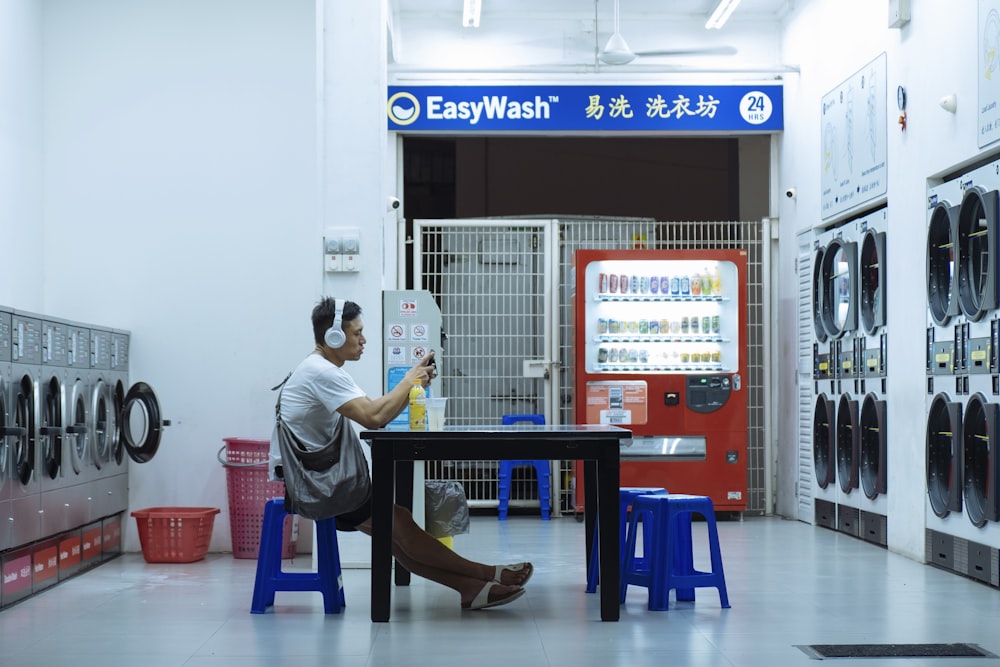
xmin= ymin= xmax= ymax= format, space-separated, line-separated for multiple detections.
xmin=573 ymin=249 xmax=748 ymax=512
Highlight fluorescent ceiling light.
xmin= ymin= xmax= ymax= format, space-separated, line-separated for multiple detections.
xmin=463 ymin=0 xmax=481 ymax=28
xmin=705 ymin=0 xmax=741 ymax=29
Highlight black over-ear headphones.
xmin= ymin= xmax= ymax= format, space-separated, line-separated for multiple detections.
xmin=324 ymin=298 xmax=346 ymax=349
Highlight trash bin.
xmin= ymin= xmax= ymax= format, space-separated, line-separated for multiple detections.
xmin=219 ymin=437 xmax=297 ymax=559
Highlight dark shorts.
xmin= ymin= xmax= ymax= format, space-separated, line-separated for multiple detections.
xmin=334 ymin=493 xmax=372 ymax=532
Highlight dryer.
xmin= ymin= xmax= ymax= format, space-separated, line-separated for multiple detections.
xmin=9 ymin=313 xmax=42 ymax=548
xmin=925 ymin=169 xmax=1000 ymax=583
xmin=826 ymin=218 xmax=863 ymax=539
xmin=812 ymin=225 xmax=842 ymax=530
xmin=856 ymin=208 xmax=889 ymax=547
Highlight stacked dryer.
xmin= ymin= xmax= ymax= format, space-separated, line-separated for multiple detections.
xmin=812 ymin=221 xmax=859 ymax=532
xmin=925 ymin=162 xmax=1000 ymax=586
xmin=856 ymin=209 xmax=888 ymax=547
xmin=812 ymin=211 xmax=888 ymax=544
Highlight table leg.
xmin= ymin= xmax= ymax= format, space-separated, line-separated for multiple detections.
xmin=583 ymin=459 xmax=598 ymax=575
xmin=394 ymin=461 xmax=413 ymax=586
xmin=370 ymin=445 xmax=395 ymax=622
xmin=597 ymin=450 xmax=620 ymax=621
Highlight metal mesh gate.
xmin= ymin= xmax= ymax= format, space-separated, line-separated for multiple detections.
xmin=413 ymin=217 xmax=767 ymax=515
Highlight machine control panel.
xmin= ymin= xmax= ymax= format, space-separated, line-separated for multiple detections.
xmin=685 ymin=373 xmax=731 ymax=414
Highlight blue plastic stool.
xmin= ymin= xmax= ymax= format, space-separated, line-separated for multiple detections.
xmin=620 ymin=493 xmax=730 ymax=611
xmin=498 ymin=414 xmax=550 ymax=520
xmin=250 ymin=497 xmax=346 ymax=614
xmin=586 ymin=487 xmax=668 ymax=593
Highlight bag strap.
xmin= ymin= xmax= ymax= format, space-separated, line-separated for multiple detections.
xmin=272 ymin=372 xmax=347 ymax=470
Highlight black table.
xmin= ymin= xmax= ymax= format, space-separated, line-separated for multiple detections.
xmin=360 ymin=424 xmax=629 ymax=622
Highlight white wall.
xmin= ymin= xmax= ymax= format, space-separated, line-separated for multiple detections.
xmin=0 ymin=1 xmax=43 ymax=309
xmin=41 ymin=0 xmax=319 ymax=552
xmin=776 ymin=0 xmax=988 ymax=560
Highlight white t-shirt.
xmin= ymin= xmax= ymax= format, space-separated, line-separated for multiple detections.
xmin=269 ymin=352 xmax=366 ymax=480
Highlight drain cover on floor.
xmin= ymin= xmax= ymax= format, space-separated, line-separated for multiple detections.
xmin=798 ymin=643 xmax=997 ymax=659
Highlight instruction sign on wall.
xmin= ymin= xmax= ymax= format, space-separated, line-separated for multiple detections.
xmin=820 ymin=53 xmax=888 ymax=220
xmin=979 ymin=0 xmax=1000 ymax=148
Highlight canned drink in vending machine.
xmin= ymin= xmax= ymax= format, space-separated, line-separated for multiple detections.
xmin=597 ymin=347 xmax=608 ymax=363
xmin=702 ymin=316 xmax=711 ymax=333
xmin=649 ymin=276 xmax=659 ymax=294
xmin=712 ymin=315 xmax=720 ymax=333
xmin=630 ymin=275 xmax=639 ymax=294
xmin=597 ymin=318 xmax=608 ymax=334
xmin=640 ymin=276 xmax=650 ymax=294
xmin=598 ymin=273 xmax=608 ymax=293
xmin=619 ymin=274 xmax=629 ymax=294
xmin=609 ymin=274 xmax=619 ymax=293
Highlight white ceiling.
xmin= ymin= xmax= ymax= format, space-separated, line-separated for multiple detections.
xmin=387 ymin=0 xmax=796 ymax=73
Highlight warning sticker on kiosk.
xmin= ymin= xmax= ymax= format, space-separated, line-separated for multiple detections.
xmin=586 ymin=381 xmax=647 ymax=425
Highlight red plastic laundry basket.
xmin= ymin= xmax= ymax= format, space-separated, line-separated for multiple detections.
xmin=131 ymin=507 xmax=220 ymax=563
xmin=220 ymin=438 xmax=297 ymax=559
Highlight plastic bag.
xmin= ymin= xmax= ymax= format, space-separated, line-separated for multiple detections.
xmin=424 ymin=480 xmax=470 ymax=538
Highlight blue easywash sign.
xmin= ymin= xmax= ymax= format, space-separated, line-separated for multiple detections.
xmin=387 ymin=85 xmax=782 ymax=132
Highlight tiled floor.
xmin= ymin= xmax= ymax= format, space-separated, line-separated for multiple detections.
xmin=2 ymin=515 xmax=1000 ymax=667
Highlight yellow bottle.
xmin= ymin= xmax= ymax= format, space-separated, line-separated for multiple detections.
xmin=408 ymin=379 xmax=426 ymax=431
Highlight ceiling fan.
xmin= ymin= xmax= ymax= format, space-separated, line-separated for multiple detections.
xmin=598 ymin=0 xmax=737 ymax=66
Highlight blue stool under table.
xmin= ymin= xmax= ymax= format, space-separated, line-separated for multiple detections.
xmin=498 ymin=414 xmax=550 ymax=521
xmin=585 ymin=487 xmax=667 ymax=594
xmin=250 ymin=497 xmax=346 ymax=614
xmin=620 ymin=493 xmax=730 ymax=611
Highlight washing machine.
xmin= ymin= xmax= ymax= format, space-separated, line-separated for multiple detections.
xmin=100 ymin=329 xmax=130 ymax=517
xmin=857 ymin=208 xmax=889 ymax=546
xmin=9 ymin=312 xmax=42 ymax=548
xmin=0 ymin=309 xmax=13 ymax=552
xmin=87 ymin=327 xmax=117 ymax=521
xmin=63 ymin=323 xmax=92 ymax=494
xmin=38 ymin=317 xmax=74 ymax=536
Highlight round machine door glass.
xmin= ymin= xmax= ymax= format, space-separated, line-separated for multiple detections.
xmin=0 ymin=379 xmax=8 ymax=480
xmin=13 ymin=375 xmax=35 ymax=486
xmin=927 ymin=392 xmax=961 ymax=518
xmin=91 ymin=379 xmax=114 ymax=470
xmin=963 ymin=393 xmax=998 ymax=528
xmin=859 ymin=393 xmax=887 ymax=500
xmin=812 ymin=245 xmax=827 ymax=342
xmin=927 ymin=202 xmax=958 ymax=326
xmin=40 ymin=376 xmax=63 ymax=479
xmin=836 ymin=394 xmax=858 ymax=494
xmin=67 ymin=378 xmax=88 ymax=476
xmin=813 ymin=394 xmax=835 ymax=489
xmin=820 ymin=238 xmax=857 ymax=339
xmin=113 ymin=380 xmax=126 ymax=465
xmin=859 ymin=230 xmax=886 ymax=335
xmin=122 ymin=382 xmax=164 ymax=464
xmin=957 ymin=186 xmax=999 ymax=321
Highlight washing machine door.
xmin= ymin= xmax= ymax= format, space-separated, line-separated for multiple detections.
xmin=90 ymin=378 xmax=115 ymax=471
xmin=112 ymin=380 xmax=126 ymax=465
xmin=820 ymin=238 xmax=858 ymax=339
xmin=962 ymin=393 xmax=999 ymax=527
xmin=926 ymin=392 xmax=963 ymax=518
xmin=121 ymin=382 xmax=164 ymax=464
xmin=812 ymin=244 xmax=828 ymax=342
xmin=859 ymin=393 xmax=887 ymax=499
xmin=836 ymin=394 xmax=859 ymax=493
xmin=40 ymin=376 xmax=64 ymax=480
xmin=927 ymin=201 xmax=960 ymax=326
xmin=957 ymin=186 xmax=999 ymax=321
xmin=12 ymin=375 xmax=36 ymax=486
xmin=813 ymin=393 xmax=836 ymax=489
xmin=859 ymin=230 xmax=886 ymax=335
xmin=65 ymin=377 xmax=88 ymax=476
